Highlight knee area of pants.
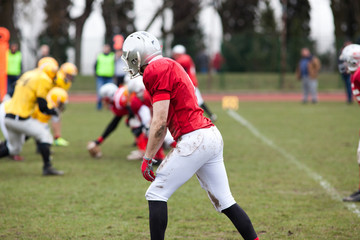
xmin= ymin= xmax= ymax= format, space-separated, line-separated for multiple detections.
xmin=145 ymin=190 xmax=168 ymax=202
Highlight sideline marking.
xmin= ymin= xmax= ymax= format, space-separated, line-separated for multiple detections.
xmin=227 ymin=109 xmax=360 ymax=218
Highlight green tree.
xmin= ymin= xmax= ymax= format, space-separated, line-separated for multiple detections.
xmin=215 ymin=0 xmax=259 ymax=71
xmin=331 ymin=0 xmax=360 ymax=50
xmin=38 ymin=0 xmax=72 ymax=64
xmin=254 ymin=0 xmax=280 ymax=72
xmin=69 ymin=0 xmax=95 ymax=73
xmin=171 ymin=0 xmax=204 ymax=59
xmin=101 ymin=0 xmax=136 ymax=45
xmin=0 ymin=0 xmax=20 ymax=43
xmin=284 ymin=0 xmax=314 ymax=71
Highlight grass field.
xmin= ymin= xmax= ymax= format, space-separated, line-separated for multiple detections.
xmin=1 ymin=100 xmax=360 ymax=239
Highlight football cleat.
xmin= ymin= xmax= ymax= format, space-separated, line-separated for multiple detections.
xmin=43 ymin=166 xmax=64 ymax=176
xmin=343 ymin=190 xmax=360 ymax=202
xmin=10 ymin=155 xmax=24 ymax=161
xmin=53 ymin=137 xmax=69 ymax=147
xmin=127 ymin=150 xmax=144 ymax=161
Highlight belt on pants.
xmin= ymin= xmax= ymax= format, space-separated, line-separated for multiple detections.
xmin=5 ymin=113 xmax=29 ymax=121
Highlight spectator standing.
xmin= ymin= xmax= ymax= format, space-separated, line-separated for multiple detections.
xmin=196 ymin=49 xmax=209 ymax=73
xmin=296 ymin=48 xmax=321 ymax=104
xmin=338 ymin=41 xmax=353 ymax=104
xmin=94 ymin=44 xmax=115 ymax=110
xmin=37 ymin=44 xmax=50 ymax=63
xmin=6 ymin=43 xmax=22 ymax=97
xmin=114 ymin=49 xmax=126 ymax=86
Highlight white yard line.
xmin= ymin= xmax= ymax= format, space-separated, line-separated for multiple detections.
xmin=227 ymin=109 xmax=360 ymax=218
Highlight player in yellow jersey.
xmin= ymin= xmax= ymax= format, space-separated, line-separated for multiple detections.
xmin=32 ymin=87 xmax=68 ymax=147
xmin=34 ymin=62 xmax=78 ymax=147
xmin=0 ymin=57 xmax=64 ymax=176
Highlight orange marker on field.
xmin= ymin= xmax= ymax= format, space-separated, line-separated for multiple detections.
xmin=0 ymin=27 xmax=10 ymax=101
xmin=222 ymin=96 xmax=239 ymax=110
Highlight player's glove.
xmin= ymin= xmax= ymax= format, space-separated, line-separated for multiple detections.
xmin=87 ymin=141 xmax=102 ymax=158
xmin=141 ymin=156 xmax=155 ymax=182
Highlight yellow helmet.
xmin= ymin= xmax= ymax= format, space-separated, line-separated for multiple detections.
xmin=46 ymin=87 xmax=69 ymax=109
xmin=38 ymin=57 xmax=59 ymax=80
xmin=55 ymin=62 xmax=78 ymax=91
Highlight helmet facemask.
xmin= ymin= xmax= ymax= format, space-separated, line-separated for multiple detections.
xmin=122 ymin=50 xmax=142 ymax=78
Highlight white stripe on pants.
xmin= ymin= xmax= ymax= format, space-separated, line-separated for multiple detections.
xmin=145 ymin=126 xmax=236 ymax=212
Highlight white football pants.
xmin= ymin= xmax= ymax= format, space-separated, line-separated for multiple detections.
xmin=145 ymin=126 xmax=236 ymax=212
xmin=5 ymin=117 xmax=53 ymax=155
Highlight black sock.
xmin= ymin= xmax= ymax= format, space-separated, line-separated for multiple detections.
xmin=148 ymin=201 xmax=167 ymax=240
xmin=200 ymin=103 xmax=213 ymax=117
xmin=37 ymin=143 xmax=52 ymax=169
xmin=222 ymin=203 xmax=258 ymax=240
xmin=0 ymin=141 xmax=9 ymax=158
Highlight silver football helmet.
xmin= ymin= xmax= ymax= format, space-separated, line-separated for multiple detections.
xmin=339 ymin=44 xmax=360 ymax=72
xmin=172 ymin=44 xmax=186 ymax=55
xmin=99 ymin=83 xmax=118 ymax=101
xmin=122 ymin=31 xmax=162 ymax=77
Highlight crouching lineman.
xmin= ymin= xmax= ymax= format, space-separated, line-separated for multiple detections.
xmin=32 ymin=87 xmax=69 ymax=152
xmin=0 ymin=57 xmax=64 ymax=176
xmin=0 ymin=99 xmax=24 ymax=161
xmin=87 ymin=80 xmax=165 ymax=161
xmin=50 ymin=62 xmax=78 ymax=147
xmin=122 ymin=31 xmax=258 ymax=240
xmin=340 ymin=44 xmax=360 ymax=202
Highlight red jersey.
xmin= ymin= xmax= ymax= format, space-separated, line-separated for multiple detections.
xmin=111 ymin=86 xmax=128 ymax=116
xmin=174 ymin=54 xmax=198 ymax=87
xmin=351 ymin=68 xmax=360 ymax=104
xmin=143 ymin=57 xmax=213 ymax=141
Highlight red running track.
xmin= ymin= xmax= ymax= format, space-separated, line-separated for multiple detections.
xmin=69 ymin=92 xmax=348 ymax=103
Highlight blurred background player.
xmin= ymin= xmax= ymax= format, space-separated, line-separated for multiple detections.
xmin=87 ymin=79 xmax=165 ymax=162
xmin=87 ymin=83 xmax=128 ymax=158
xmin=338 ymin=41 xmax=353 ymax=104
xmin=340 ymin=44 xmax=360 ymax=202
xmin=0 ymin=57 xmax=64 ymax=175
xmin=6 ymin=42 xmax=22 ymax=97
xmin=0 ymin=97 xmax=23 ymax=161
xmin=172 ymin=44 xmax=217 ymax=122
xmin=127 ymin=76 xmax=166 ymax=161
xmin=51 ymin=62 xmax=78 ymax=146
xmin=32 ymin=87 xmax=68 ymax=153
xmin=94 ymin=44 xmax=115 ymax=110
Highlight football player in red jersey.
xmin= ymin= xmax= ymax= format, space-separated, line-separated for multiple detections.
xmin=340 ymin=44 xmax=360 ymax=202
xmin=122 ymin=31 xmax=259 ymax=240
xmin=88 ymin=81 xmax=165 ymax=162
xmin=172 ymin=44 xmax=217 ymax=122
